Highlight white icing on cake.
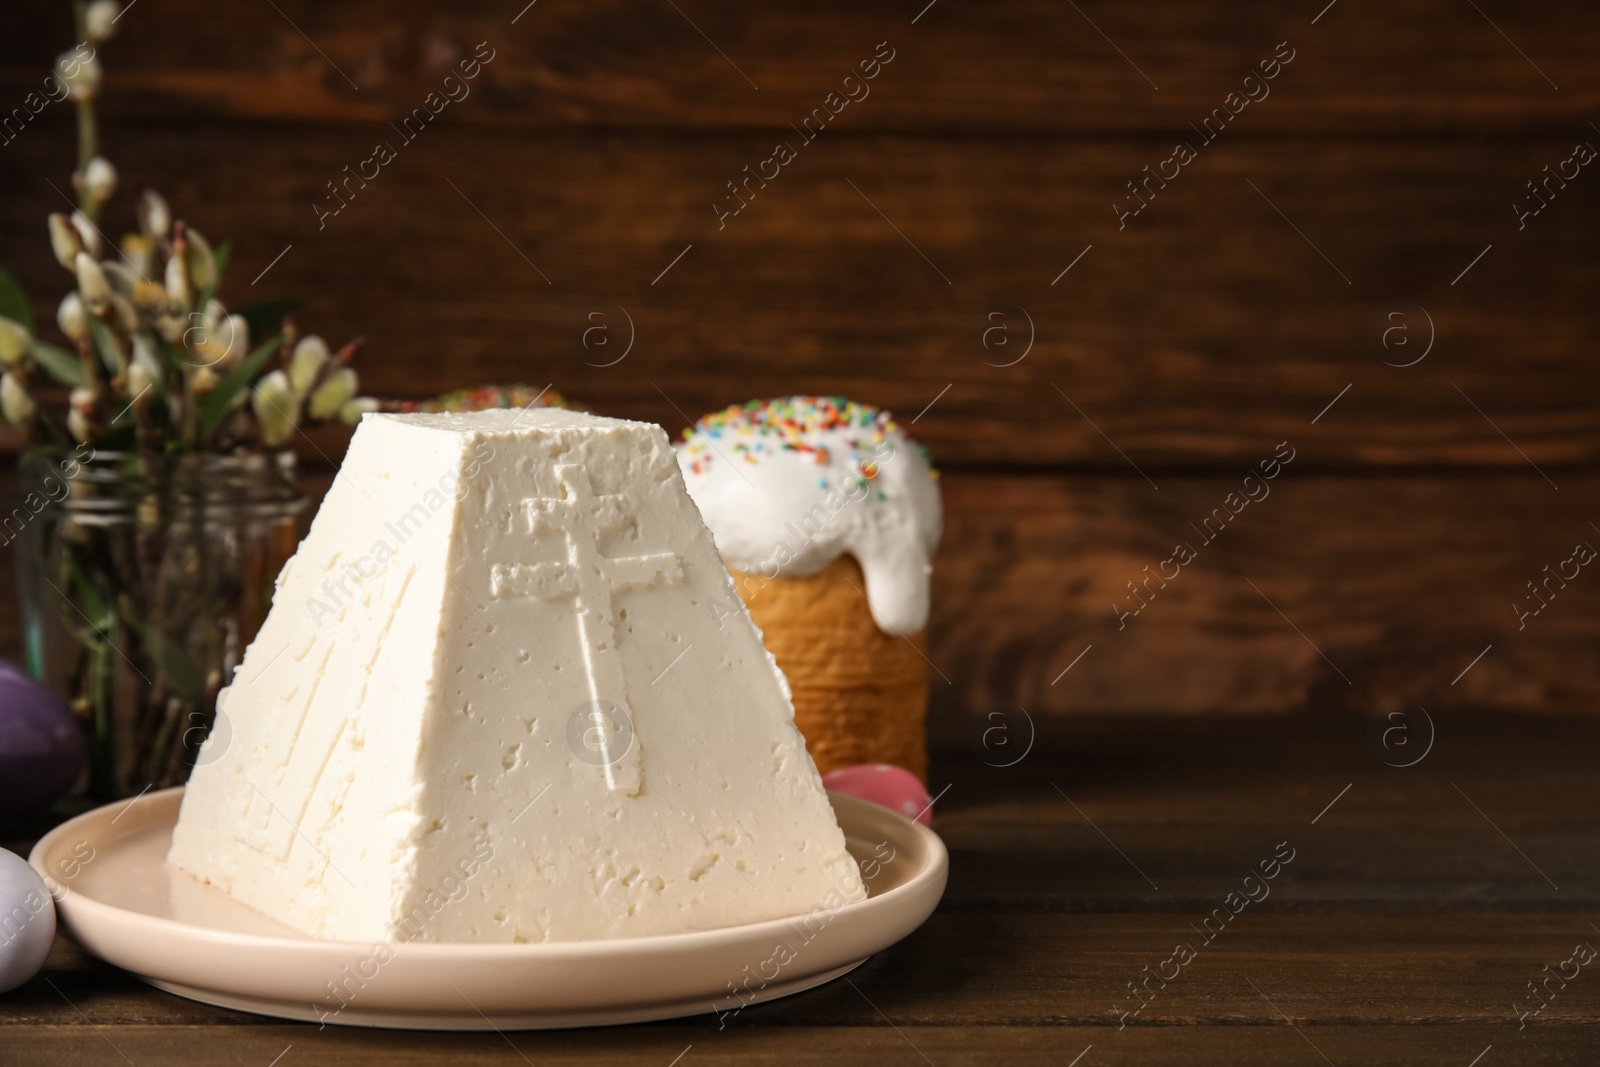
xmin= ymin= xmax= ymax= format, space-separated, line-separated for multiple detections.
xmin=675 ymin=397 xmax=941 ymax=634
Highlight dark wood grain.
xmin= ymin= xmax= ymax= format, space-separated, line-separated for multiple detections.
xmin=4 ymin=714 xmax=1598 ymax=1065
xmin=6 ymin=1024 xmax=1595 ymax=1067
xmin=2 ymin=1 xmax=1596 ymax=135
xmin=932 ymin=471 xmax=1600 ymax=719
xmin=3 ymin=0 xmax=1599 ymax=468
xmin=3 ymin=122 xmax=1597 ymax=468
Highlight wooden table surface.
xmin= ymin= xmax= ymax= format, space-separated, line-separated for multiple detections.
xmin=4 ymin=711 xmax=1596 ymax=1065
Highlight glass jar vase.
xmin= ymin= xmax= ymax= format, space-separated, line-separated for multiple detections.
xmin=14 ymin=449 xmax=307 ymax=799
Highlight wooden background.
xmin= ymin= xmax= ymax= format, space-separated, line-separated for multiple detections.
xmin=3 ymin=0 xmax=1599 ymax=727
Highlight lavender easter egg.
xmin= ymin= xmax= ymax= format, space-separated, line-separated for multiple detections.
xmin=0 ymin=848 xmax=54 ymax=993
xmin=0 ymin=660 xmax=85 ymax=815
xmin=823 ymin=763 xmax=933 ymax=826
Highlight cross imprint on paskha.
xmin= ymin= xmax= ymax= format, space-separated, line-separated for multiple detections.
xmin=490 ymin=463 xmax=683 ymax=793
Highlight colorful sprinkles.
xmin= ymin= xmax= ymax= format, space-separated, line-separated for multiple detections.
xmin=679 ymin=396 xmax=935 ymax=479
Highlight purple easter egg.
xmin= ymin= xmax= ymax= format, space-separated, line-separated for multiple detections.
xmin=0 ymin=660 xmax=85 ymax=815
xmin=823 ymin=763 xmax=933 ymax=826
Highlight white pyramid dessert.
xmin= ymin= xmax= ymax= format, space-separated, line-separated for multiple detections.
xmin=169 ymin=409 xmax=864 ymax=942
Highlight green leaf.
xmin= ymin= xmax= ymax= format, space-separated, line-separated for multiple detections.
xmin=119 ymin=608 xmax=206 ymax=700
xmin=211 ymin=240 xmax=232 ymax=287
xmin=0 ymin=266 xmax=34 ymax=332
xmin=31 ymin=340 xmax=86 ymax=387
xmin=238 ymin=299 xmax=298 ymax=342
xmin=195 ymin=240 xmax=232 ymax=313
xmin=57 ymin=549 xmax=115 ymax=644
xmin=155 ymin=333 xmax=187 ymax=383
xmin=199 ymin=330 xmax=282 ymax=440
xmin=52 ymin=559 xmax=111 ymax=652
xmin=86 ymin=315 xmax=120 ymax=374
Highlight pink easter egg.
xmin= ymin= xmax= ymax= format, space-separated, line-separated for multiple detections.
xmin=823 ymin=764 xmax=932 ymax=826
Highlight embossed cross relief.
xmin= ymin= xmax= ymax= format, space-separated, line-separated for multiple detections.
xmin=489 ymin=464 xmax=683 ymax=794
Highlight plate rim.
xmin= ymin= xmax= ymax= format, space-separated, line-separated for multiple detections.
xmin=30 ymin=785 xmax=947 ymax=960
xmin=142 ymin=959 xmax=871 ymax=1031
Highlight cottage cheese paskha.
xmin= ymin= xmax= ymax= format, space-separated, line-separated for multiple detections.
xmin=169 ymin=409 xmax=861 ymax=943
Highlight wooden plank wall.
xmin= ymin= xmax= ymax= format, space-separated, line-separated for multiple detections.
xmin=1 ymin=1 xmax=1597 ymax=723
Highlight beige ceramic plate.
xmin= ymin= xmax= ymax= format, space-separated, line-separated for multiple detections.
xmin=29 ymin=787 xmax=946 ymax=1030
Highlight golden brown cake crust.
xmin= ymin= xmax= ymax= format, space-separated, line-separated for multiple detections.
xmin=729 ymin=555 xmax=928 ymax=780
